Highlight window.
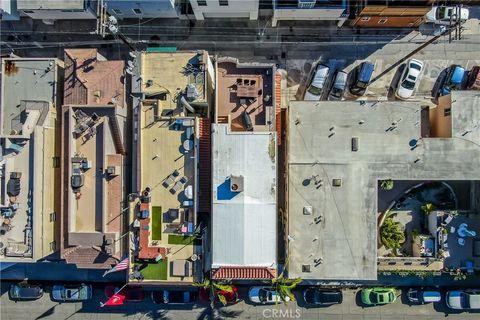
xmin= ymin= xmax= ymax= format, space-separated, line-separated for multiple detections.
xmin=197 ymin=0 xmax=207 ymax=6
xmin=219 ymin=0 xmax=228 ymax=5
xmin=50 ymin=212 xmax=56 ymax=222
xmin=444 ymin=108 xmax=452 ymax=117
xmin=52 ymin=156 xmax=60 ymax=168
xmin=113 ymin=9 xmax=123 ymax=15
xmin=361 ymin=17 xmax=370 ymax=22
xmin=133 ymin=8 xmax=142 ymax=15
xmin=378 ymin=18 xmax=388 ymax=24
xmin=49 ymin=241 xmax=56 ymax=251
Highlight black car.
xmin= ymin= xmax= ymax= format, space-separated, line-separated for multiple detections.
xmin=303 ymin=288 xmax=343 ymax=306
xmin=151 ymin=290 xmax=197 ymax=304
xmin=9 ymin=284 xmax=44 ymax=301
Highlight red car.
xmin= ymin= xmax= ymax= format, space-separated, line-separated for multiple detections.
xmin=199 ymin=286 xmax=239 ymax=305
xmin=104 ymin=285 xmax=144 ymax=302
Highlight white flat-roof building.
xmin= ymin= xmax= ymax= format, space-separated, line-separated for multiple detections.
xmin=189 ymin=0 xmax=259 ymax=20
xmin=287 ymin=93 xmax=480 ymax=282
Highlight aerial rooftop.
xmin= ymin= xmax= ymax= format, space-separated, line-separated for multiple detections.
xmin=216 ymin=58 xmax=275 ymax=132
xmin=60 ymin=105 xmax=124 ymax=268
xmin=0 ymin=58 xmax=62 ymax=261
xmin=287 ymin=93 xmax=480 ymax=281
xmin=17 ymin=0 xmax=86 ymax=10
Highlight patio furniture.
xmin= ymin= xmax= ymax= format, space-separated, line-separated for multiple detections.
xmin=180 ymin=176 xmax=188 ymax=184
xmin=163 ymin=173 xmax=176 ymax=188
xmin=458 ymin=223 xmax=477 ymax=238
xmin=444 ymin=215 xmax=453 ymax=225
xmin=184 ymin=185 xmax=193 ymax=200
xmin=458 ymin=238 xmax=466 ymax=246
xmin=443 ymin=250 xmax=450 ymax=258
xmin=171 ymin=260 xmax=192 ymax=277
xmin=170 ymin=181 xmax=183 ymax=194
xmin=183 ymin=139 xmax=193 ymax=152
xmin=182 ymin=200 xmax=193 ymax=207
xmin=450 ymin=226 xmax=456 ymax=233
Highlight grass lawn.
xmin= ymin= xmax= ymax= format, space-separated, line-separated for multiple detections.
xmin=138 ymin=258 xmax=168 ymax=280
xmin=151 ymin=206 xmax=162 ymax=240
xmin=168 ymin=234 xmax=201 ymax=246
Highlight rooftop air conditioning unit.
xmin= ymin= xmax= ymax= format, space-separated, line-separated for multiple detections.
xmin=230 ymin=175 xmax=244 ymax=192
xmin=106 ymin=166 xmax=120 ymax=176
xmin=298 ymin=0 xmax=316 ymax=9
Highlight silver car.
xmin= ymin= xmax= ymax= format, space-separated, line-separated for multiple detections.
xmin=52 ymin=284 xmax=92 ymax=302
xmin=304 ymin=64 xmax=330 ymax=101
xmin=328 ymin=71 xmax=347 ymax=101
xmin=446 ymin=290 xmax=480 ymax=310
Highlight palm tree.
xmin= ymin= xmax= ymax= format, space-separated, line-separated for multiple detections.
xmin=272 ymin=258 xmax=302 ymax=304
xmin=380 ymin=217 xmax=405 ymax=255
xmin=193 ymin=278 xmax=235 ymax=307
xmin=380 ymin=179 xmax=394 ymax=191
xmin=421 ymin=203 xmax=435 ymax=215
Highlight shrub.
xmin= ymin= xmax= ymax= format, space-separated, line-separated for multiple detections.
xmin=381 ymin=217 xmax=406 ymax=251
xmin=380 ymin=179 xmax=394 ymax=191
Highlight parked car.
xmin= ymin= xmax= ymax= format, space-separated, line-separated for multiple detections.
xmin=439 ymin=64 xmax=465 ymax=96
xmin=9 ymin=283 xmax=43 ymax=301
xmin=349 ymin=62 xmax=375 ymax=96
xmin=199 ymin=286 xmax=239 ymax=305
xmin=105 ymin=285 xmax=144 ymax=302
xmin=395 ymin=59 xmax=424 ymax=100
xmin=151 ymin=290 xmax=197 ymax=304
xmin=303 ymin=288 xmax=342 ymax=307
xmin=446 ymin=290 xmax=480 ymax=310
xmin=304 ymin=64 xmax=330 ymax=101
xmin=467 ymin=66 xmax=480 ymax=90
xmin=248 ymin=287 xmax=289 ymax=305
xmin=426 ymin=6 xmax=469 ymax=25
xmin=328 ymin=71 xmax=348 ymax=101
xmin=361 ymin=288 xmax=397 ymax=306
xmin=52 ymin=284 xmax=92 ymax=302
xmin=407 ymin=289 xmax=441 ymax=304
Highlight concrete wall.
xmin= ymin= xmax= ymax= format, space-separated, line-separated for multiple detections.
xmin=106 ymin=0 xmax=179 ymax=19
xmin=189 ymin=0 xmax=258 ymax=20
xmin=272 ymin=7 xmax=346 ymax=26
xmin=429 ymin=96 xmax=452 ymax=138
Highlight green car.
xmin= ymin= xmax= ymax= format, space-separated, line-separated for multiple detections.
xmin=361 ymin=288 xmax=397 ymax=306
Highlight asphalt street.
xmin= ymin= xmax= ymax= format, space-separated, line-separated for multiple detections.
xmin=2 ymin=282 xmax=480 ymax=320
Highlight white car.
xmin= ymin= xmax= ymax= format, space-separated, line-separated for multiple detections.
xmin=248 ymin=287 xmax=290 ymax=305
xmin=426 ymin=6 xmax=469 ymax=25
xmin=52 ymin=284 xmax=92 ymax=302
xmin=395 ymin=59 xmax=424 ymax=100
xmin=446 ymin=290 xmax=480 ymax=310
xmin=304 ymin=64 xmax=330 ymax=101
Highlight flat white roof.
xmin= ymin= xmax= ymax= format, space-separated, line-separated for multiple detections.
xmin=211 ymin=124 xmax=277 ymax=268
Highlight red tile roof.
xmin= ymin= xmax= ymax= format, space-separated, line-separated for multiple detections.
xmin=64 ymin=49 xmax=125 ymax=107
xmin=275 ymin=72 xmax=282 ymax=145
xmin=198 ymin=117 xmax=211 ymax=214
xmin=211 ymin=267 xmax=276 ymax=280
xmin=63 ymin=246 xmax=119 ymax=269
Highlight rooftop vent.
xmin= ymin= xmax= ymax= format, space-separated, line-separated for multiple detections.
xmin=106 ymin=166 xmax=120 ymax=176
xmin=230 ymin=175 xmax=244 ymax=192
xmin=332 ymin=179 xmax=342 ymax=187
xmin=302 ymin=264 xmax=311 ymax=273
xmin=303 ymin=206 xmax=313 ymax=215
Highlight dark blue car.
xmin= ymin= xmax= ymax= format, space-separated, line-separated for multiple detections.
xmin=439 ymin=65 xmax=465 ymax=96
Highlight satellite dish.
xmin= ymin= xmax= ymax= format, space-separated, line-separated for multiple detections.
xmin=108 ymin=15 xmax=118 ymax=25
xmin=108 ymin=24 xmax=118 ymax=34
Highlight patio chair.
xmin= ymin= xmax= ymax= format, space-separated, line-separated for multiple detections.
xmin=170 ymin=181 xmax=183 ymax=194
xmin=162 ymin=174 xmax=176 ymax=188
xmin=450 ymin=226 xmax=456 ymax=234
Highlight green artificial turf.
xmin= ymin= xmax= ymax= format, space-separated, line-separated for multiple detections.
xmin=138 ymin=258 xmax=168 ymax=280
xmin=168 ymin=234 xmax=201 ymax=246
xmin=151 ymin=206 xmax=162 ymax=240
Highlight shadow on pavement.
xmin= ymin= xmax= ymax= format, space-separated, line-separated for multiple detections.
xmin=387 ymin=63 xmax=406 ymax=100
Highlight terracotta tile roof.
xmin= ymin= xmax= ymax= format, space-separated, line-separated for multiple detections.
xmin=63 ymin=246 xmax=120 ymax=269
xmin=138 ymin=216 xmax=167 ymax=260
xmin=64 ymin=49 xmax=125 ymax=107
xmin=211 ymin=267 xmax=276 ymax=280
xmin=275 ymin=72 xmax=282 ymax=145
xmin=198 ymin=117 xmax=211 ymax=214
